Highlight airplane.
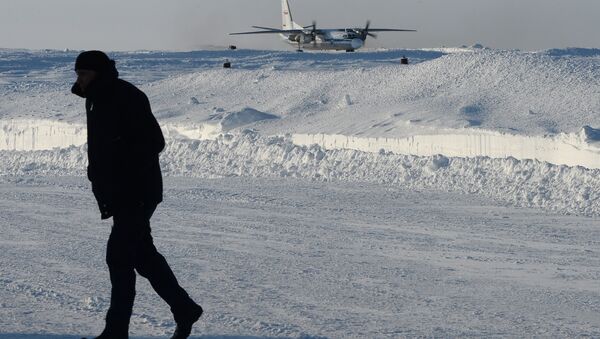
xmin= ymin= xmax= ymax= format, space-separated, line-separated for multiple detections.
xmin=229 ymin=0 xmax=416 ymax=52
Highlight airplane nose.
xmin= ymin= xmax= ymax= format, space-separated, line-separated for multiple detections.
xmin=351 ymin=38 xmax=364 ymax=49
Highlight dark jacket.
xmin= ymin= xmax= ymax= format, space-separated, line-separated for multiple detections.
xmin=73 ymin=71 xmax=165 ymax=219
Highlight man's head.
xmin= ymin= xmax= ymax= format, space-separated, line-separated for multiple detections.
xmin=73 ymin=50 xmax=117 ymax=95
xmin=75 ymin=69 xmax=98 ymax=93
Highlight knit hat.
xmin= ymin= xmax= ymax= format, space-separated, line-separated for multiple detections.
xmin=74 ymin=50 xmax=114 ymax=72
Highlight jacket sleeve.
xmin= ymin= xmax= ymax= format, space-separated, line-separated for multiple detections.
xmin=123 ymin=91 xmax=165 ymax=157
xmin=111 ymin=89 xmax=165 ymax=204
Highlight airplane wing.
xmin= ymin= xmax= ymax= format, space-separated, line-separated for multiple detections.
xmin=230 ymin=29 xmax=305 ymax=35
xmin=364 ymin=28 xmax=417 ymax=32
xmin=335 ymin=28 xmax=417 ymax=32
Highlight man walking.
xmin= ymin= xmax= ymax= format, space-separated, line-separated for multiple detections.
xmin=72 ymin=51 xmax=202 ymax=339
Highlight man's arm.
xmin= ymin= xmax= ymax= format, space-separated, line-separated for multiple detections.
xmin=127 ymin=92 xmax=165 ymax=157
xmin=110 ymin=85 xmax=165 ymax=204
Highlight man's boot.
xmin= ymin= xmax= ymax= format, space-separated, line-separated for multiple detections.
xmin=93 ymin=328 xmax=127 ymax=339
xmin=171 ymin=303 xmax=203 ymax=339
xmin=93 ymin=309 xmax=130 ymax=339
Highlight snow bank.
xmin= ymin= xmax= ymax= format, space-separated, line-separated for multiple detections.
xmin=165 ymin=133 xmax=600 ymax=217
xmin=220 ymin=107 xmax=279 ymax=131
xmin=2 ymin=48 xmax=599 ymax=217
xmin=542 ymin=48 xmax=600 ymax=57
xmin=137 ymin=48 xmax=600 ymax=140
xmin=0 ymin=119 xmax=85 ymax=151
xmin=293 ymin=127 xmax=600 ymax=169
xmin=0 ymin=105 xmax=279 ymax=150
xmin=149 ymin=108 xmax=279 ymax=141
xmin=3 ymin=119 xmax=600 ymax=171
xmin=2 ymin=131 xmax=599 ymax=217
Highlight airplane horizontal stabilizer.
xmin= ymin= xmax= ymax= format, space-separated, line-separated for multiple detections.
xmin=251 ymin=26 xmax=281 ymax=31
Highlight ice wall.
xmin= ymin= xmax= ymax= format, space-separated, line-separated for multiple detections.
xmin=0 ymin=120 xmax=86 ymax=151
xmin=3 ymin=119 xmax=600 ymax=170
xmin=2 ymin=131 xmax=599 ymax=216
xmin=292 ymin=130 xmax=600 ymax=170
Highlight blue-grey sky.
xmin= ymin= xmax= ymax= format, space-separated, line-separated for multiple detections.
xmin=1 ymin=0 xmax=599 ymax=51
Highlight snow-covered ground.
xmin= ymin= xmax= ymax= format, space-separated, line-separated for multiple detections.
xmin=1 ymin=176 xmax=599 ymax=338
xmin=0 ymin=47 xmax=599 ymax=337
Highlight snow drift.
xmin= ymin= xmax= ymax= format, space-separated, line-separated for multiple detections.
xmin=1 ymin=131 xmax=599 ymax=217
xmin=1 ymin=47 xmax=599 ymax=217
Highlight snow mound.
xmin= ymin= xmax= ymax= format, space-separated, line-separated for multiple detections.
xmin=121 ymin=48 xmax=600 ymax=140
xmin=220 ymin=107 xmax=279 ymax=131
xmin=1 ymin=48 xmax=600 ymax=217
xmin=2 ymin=132 xmax=599 ymax=217
xmin=581 ymin=125 xmax=600 ymax=144
xmin=470 ymin=43 xmax=488 ymax=49
xmin=543 ymin=48 xmax=600 ymax=58
xmin=0 ymin=120 xmax=85 ymax=151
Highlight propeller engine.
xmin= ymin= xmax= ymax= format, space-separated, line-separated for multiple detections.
xmin=355 ymin=21 xmax=378 ymax=40
xmin=293 ymin=21 xmax=319 ymax=47
xmin=294 ymin=34 xmax=313 ymax=44
xmin=306 ymin=21 xmax=319 ymax=45
xmin=350 ymin=38 xmax=364 ymax=49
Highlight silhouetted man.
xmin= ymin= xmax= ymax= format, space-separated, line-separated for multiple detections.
xmin=72 ymin=51 xmax=202 ymax=339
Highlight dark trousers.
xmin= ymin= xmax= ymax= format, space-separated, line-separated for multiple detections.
xmin=105 ymin=203 xmax=194 ymax=331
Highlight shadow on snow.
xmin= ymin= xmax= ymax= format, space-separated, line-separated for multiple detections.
xmin=0 ymin=334 xmax=328 ymax=339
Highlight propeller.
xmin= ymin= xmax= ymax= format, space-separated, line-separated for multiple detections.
xmin=363 ymin=20 xmax=378 ymax=39
xmin=310 ymin=21 xmax=318 ymax=45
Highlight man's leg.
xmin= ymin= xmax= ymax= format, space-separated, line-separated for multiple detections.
xmin=134 ymin=204 xmax=202 ymax=337
xmin=101 ymin=219 xmax=138 ymax=338
xmin=135 ymin=233 xmax=199 ymax=315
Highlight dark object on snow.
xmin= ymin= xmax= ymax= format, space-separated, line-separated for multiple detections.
xmin=400 ymin=56 xmax=409 ymax=64
xmin=75 ymin=50 xmax=114 ymax=73
xmin=229 ymin=45 xmax=237 ymax=50
xmin=104 ymin=204 xmax=202 ymax=339
xmin=72 ymin=65 xmax=164 ymax=218
xmin=71 ymin=51 xmax=202 ymax=339
xmin=84 ymin=204 xmax=203 ymax=339
xmin=171 ymin=303 xmax=204 ymax=339
xmin=223 ymin=59 xmax=231 ymax=68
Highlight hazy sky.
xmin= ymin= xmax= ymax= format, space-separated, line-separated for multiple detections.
xmin=1 ymin=0 xmax=599 ymax=51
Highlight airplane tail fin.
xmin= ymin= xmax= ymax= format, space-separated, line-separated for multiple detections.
xmin=282 ymin=0 xmax=303 ymax=30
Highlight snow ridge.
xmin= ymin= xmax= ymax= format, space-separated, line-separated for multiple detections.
xmin=2 ymin=131 xmax=599 ymax=217
xmin=2 ymin=48 xmax=599 ymax=217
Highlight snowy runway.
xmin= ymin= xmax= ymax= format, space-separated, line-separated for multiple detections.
xmin=1 ymin=176 xmax=598 ymax=338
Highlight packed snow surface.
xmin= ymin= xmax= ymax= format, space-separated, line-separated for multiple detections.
xmin=1 ymin=47 xmax=599 ymax=337
xmin=0 ymin=176 xmax=599 ymax=338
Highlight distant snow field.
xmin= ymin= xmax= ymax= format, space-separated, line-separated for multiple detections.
xmin=1 ymin=47 xmax=599 ymax=216
xmin=0 ymin=47 xmax=599 ymax=338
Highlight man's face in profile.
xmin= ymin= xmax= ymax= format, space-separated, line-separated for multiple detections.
xmin=76 ymin=69 xmax=98 ymax=93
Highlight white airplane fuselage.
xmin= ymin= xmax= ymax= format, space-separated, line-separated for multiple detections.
xmin=279 ymin=0 xmax=364 ymax=51
xmin=280 ymin=30 xmax=365 ymax=51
